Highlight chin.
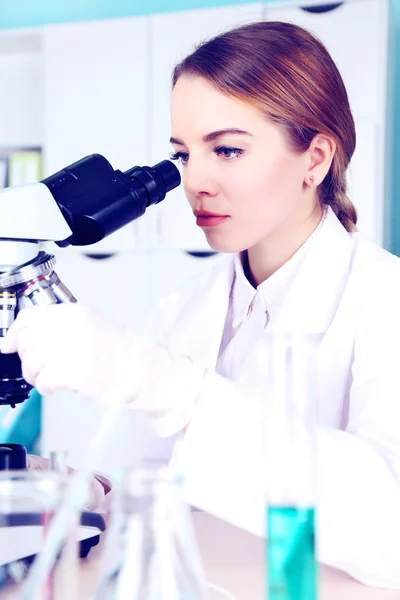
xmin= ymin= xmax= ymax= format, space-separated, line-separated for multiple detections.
xmin=205 ymin=234 xmax=247 ymax=254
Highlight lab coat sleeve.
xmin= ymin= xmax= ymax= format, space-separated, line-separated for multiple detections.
xmin=172 ymin=368 xmax=400 ymax=589
xmin=315 ymin=269 xmax=400 ymax=587
xmin=148 ymin=285 xmax=400 ymax=588
xmin=316 ymin=273 xmax=400 ymax=587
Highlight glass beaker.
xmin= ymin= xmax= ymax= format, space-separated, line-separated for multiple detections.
xmin=0 ymin=469 xmax=81 ymax=599
xmin=92 ymin=465 xmax=210 ymax=600
xmin=263 ymin=333 xmax=322 ymax=600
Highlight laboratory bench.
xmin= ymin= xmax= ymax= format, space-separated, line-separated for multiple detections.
xmin=0 ymin=511 xmax=399 ymax=599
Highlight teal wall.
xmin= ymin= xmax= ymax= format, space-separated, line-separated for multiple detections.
xmin=0 ymin=0 xmax=399 ymax=252
xmin=391 ymin=0 xmax=400 ymax=254
xmin=0 ymin=0 xmax=277 ymax=28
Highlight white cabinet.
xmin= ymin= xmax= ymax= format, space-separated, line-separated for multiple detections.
xmin=347 ymin=120 xmax=378 ymax=242
xmin=42 ymin=17 xmax=150 ymax=253
xmin=0 ymin=33 xmax=43 ymax=148
xmin=263 ymin=0 xmax=392 ymax=244
xmin=48 ymin=248 xmax=154 ymax=327
xmin=150 ymin=3 xmax=264 ymax=252
xmin=264 ymin=0 xmax=386 ymax=122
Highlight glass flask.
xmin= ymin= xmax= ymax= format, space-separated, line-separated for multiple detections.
xmin=263 ymin=333 xmax=322 ymax=600
xmin=92 ymin=465 xmax=210 ymax=600
xmin=0 ymin=469 xmax=80 ymax=599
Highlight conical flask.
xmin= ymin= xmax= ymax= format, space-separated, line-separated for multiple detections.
xmin=93 ymin=465 xmax=210 ymax=600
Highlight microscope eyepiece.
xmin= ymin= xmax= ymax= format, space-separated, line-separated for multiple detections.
xmin=153 ymin=159 xmax=181 ymax=195
xmin=43 ymin=154 xmax=181 ymax=247
xmin=125 ymin=160 xmax=181 ymax=207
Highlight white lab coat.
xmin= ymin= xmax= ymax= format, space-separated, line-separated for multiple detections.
xmin=145 ymin=207 xmax=400 ymax=588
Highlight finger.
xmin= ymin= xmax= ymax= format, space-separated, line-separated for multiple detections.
xmin=1 ymin=319 xmax=20 ymax=354
xmin=26 ymin=455 xmax=50 ymax=471
xmin=1 ymin=307 xmax=41 ymax=354
xmin=19 ymin=349 xmax=45 ymax=387
xmin=21 ymin=362 xmax=42 ymax=387
xmin=34 ymin=366 xmax=67 ymax=397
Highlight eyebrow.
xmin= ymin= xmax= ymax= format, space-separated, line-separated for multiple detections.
xmin=169 ymin=128 xmax=253 ymax=146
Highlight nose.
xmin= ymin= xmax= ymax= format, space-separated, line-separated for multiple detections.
xmin=183 ymin=156 xmax=219 ymax=199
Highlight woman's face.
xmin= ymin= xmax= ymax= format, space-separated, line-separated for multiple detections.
xmin=170 ymin=75 xmax=318 ymax=253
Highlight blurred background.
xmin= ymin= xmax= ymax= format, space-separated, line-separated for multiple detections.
xmin=0 ymin=0 xmax=398 ymax=475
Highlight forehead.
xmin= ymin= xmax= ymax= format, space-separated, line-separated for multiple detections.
xmin=170 ymin=75 xmax=267 ymax=137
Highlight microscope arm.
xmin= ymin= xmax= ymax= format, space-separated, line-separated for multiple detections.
xmin=0 ymin=183 xmax=72 ymax=244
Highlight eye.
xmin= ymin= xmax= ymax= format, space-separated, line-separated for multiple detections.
xmin=169 ymin=151 xmax=189 ymax=166
xmin=214 ymin=146 xmax=244 ymax=160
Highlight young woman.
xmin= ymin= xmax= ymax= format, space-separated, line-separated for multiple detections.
xmin=3 ymin=21 xmax=400 ymax=588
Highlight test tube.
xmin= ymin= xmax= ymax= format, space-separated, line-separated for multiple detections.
xmin=264 ymin=333 xmax=321 ymax=600
xmin=48 ymin=450 xmax=79 ymax=600
xmin=49 ymin=450 xmax=69 ymax=474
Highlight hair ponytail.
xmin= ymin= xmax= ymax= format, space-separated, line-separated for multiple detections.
xmin=320 ymin=152 xmax=358 ymax=232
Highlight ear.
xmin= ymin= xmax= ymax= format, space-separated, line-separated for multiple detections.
xmin=305 ymin=134 xmax=336 ymax=187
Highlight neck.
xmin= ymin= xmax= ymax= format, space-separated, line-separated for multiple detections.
xmin=245 ymin=203 xmax=323 ymax=287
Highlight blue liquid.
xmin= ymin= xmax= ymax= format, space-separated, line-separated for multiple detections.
xmin=266 ymin=507 xmax=317 ymax=600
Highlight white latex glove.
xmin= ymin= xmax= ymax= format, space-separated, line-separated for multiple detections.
xmin=2 ymin=303 xmax=206 ymax=436
xmin=1 ymin=304 xmax=151 ymax=404
xmin=26 ymin=454 xmax=110 ymax=511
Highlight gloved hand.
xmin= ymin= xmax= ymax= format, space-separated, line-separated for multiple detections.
xmin=1 ymin=303 xmax=206 ymax=436
xmin=1 ymin=303 xmax=152 ymax=404
xmin=26 ymin=454 xmax=110 ymax=511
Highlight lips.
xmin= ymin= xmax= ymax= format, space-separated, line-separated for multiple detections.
xmin=193 ymin=210 xmax=228 ymax=218
xmin=194 ymin=210 xmax=230 ymax=228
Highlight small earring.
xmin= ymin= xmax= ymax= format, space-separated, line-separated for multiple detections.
xmin=309 ymin=175 xmax=315 ymax=186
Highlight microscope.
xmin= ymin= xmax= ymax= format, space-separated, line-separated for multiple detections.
xmin=0 ymin=153 xmax=180 ymax=566
xmin=0 ymin=153 xmax=181 ymax=410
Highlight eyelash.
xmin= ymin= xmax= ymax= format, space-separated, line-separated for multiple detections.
xmin=169 ymin=146 xmax=244 ymax=166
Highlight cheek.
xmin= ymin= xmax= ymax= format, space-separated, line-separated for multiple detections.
xmin=232 ymin=154 xmax=303 ymax=218
xmin=180 ymin=174 xmax=194 ymax=206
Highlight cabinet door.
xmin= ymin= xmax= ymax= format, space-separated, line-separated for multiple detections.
xmin=0 ymin=49 xmax=43 ymax=148
xmin=149 ymin=249 xmax=224 ymax=311
xmin=264 ymin=0 xmax=388 ymax=122
xmin=150 ymin=3 xmax=263 ymax=252
xmin=347 ymin=120 xmax=380 ymax=242
xmin=49 ymin=249 xmax=154 ymax=327
xmin=43 ymin=17 xmax=150 ymax=253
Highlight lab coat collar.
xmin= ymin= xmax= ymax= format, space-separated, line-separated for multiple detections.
xmin=269 ymin=207 xmax=355 ymax=334
xmin=231 ymin=211 xmax=327 ymax=328
xmin=163 ymin=207 xmax=354 ymax=367
xmin=231 ymin=253 xmax=261 ymax=328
